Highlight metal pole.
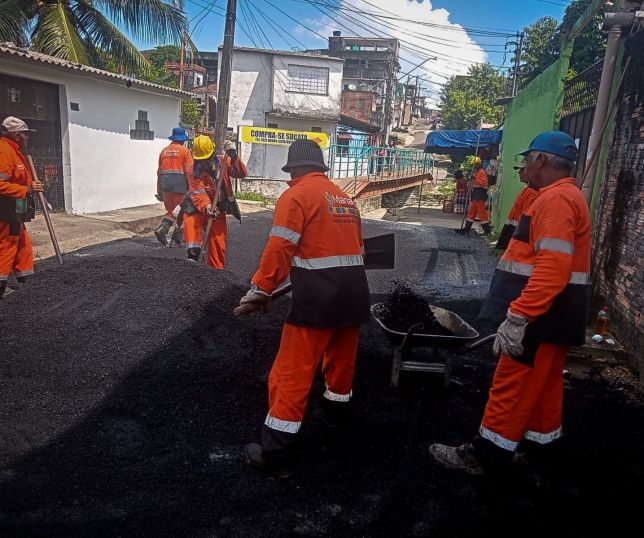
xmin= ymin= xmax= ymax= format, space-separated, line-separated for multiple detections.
xmin=511 ymin=31 xmax=524 ymax=97
xmin=214 ymin=0 xmax=238 ymax=154
xmin=581 ymin=24 xmax=622 ymax=205
xmin=179 ymin=31 xmax=186 ymax=92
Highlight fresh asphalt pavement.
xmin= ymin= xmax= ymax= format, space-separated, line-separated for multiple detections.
xmin=2 ymin=210 xmax=643 ymax=537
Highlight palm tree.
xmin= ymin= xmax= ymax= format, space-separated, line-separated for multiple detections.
xmin=0 ymin=0 xmax=187 ymax=73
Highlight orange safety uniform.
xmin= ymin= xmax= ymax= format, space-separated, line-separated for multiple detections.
xmin=478 ymin=177 xmax=591 ymax=451
xmin=156 ymin=142 xmax=193 ymax=222
xmin=466 ymin=168 xmax=490 ymax=225
xmin=182 ymin=154 xmax=247 ymax=268
xmin=495 ymin=186 xmax=539 ymax=251
xmin=0 ymin=137 xmax=35 ymax=283
xmin=251 ymin=171 xmax=370 ymax=462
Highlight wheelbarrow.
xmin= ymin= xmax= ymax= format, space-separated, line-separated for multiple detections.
xmin=371 ymin=303 xmax=496 ymax=388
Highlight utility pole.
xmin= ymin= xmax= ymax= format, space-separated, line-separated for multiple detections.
xmin=383 ymin=61 xmax=393 ymax=144
xmin=179 ymin=31 xmax=186 ymax=92
xmin=214 ymin=0 xmax=238 ymax=153
xmin=415 ymin=74 xmax=420 ymax=120
xmin=511 ymin=31 xmax=525 ymax=97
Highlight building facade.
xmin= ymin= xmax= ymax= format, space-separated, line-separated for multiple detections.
xmin=226 ymin=46 xmax=343 ymax=181
xmin=0 ymin=44 xmax=188 ymax=214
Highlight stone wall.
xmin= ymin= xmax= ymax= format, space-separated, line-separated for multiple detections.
xmin=592 ymin=30 xmax=644 ymax=387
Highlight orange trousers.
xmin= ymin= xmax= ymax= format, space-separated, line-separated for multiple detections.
xmin=162 ymin=192 xmax=184 ymax=220
xmin=264 ymin=323 xmax=360 ymax=434
xmin=183 ymin=211 xmax=227 ymax=269
xmin=0 ymin=222 xmax=34 ymax=282
xmin=479 ymin=342 xmax=567 ymax=451
xmin=466 ymin=200 xmax=490 ymax=224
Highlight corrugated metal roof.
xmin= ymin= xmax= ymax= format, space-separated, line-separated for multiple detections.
xmin=0 ymin=43 xmax=194 ymax=98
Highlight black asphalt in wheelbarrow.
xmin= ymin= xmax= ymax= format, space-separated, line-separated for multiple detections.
xmin=371 ymin=302 xmax=495 ymax=387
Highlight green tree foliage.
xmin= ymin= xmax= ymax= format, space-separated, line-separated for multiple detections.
xmin=519 ymin=0 xmax=606 ymax=86
xmin=0 ymin=0 xmax=187 ymax=73
xmin=439 ymin=64 xmax=506 ymax=130
xmin=181 ymin=99 xmax=203 ymax=130
xmin=521 ymin=17 xmax=560 ymax=84
xmin=148 ymin=44 xmax=181 ymax=67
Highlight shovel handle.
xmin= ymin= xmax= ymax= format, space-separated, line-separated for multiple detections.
xmin=457 ymin=334 xmax=496 ymax=354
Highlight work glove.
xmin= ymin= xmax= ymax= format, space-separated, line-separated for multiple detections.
xmin=493 ymin=310 xmax=528 ymax=358
xmin=155 ymin=193 xmax=163 ymax=202
xmin=238 ymin=284 xmax=271 ymax=315
xmin=223 ymin=140 xmax=238 ymax=161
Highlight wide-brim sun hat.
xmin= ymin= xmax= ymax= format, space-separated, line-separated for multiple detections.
xmin=169 ymin=126 xmax=189 ymax=142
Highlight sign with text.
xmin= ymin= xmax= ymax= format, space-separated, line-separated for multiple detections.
xmin=240 ymin=126 xmax=329 ymax=149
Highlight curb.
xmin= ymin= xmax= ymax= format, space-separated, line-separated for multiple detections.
xmin=120 ymin=215 xmax=165 ymax=233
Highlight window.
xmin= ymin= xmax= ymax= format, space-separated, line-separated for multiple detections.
xmin=287 ymin=64 xmax=329 ymax=95
xmin=267 ymin=123 xmax=279 ymax=129
xmin=311 ymin=127 xmax=322 ymax=132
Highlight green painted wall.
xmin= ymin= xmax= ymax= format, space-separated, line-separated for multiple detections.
xmin=492 ymin=44 xmax=572 ymax=228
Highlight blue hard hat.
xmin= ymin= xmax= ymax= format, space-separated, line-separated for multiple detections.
xmin=518 ymin=131 xmax=578 ymax=162
xmin=169 ymin=127 xmax=189 ymax=141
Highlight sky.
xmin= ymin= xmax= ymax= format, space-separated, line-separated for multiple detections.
xmin=144 ymin=0 xmax=571 ymax=103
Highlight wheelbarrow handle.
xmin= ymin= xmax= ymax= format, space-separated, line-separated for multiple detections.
xmin=457 ymin=334 xmax=496 ymax=354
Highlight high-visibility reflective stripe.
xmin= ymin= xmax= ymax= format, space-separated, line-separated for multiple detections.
xmin=524 ymin=427 xmax=562 ymax=444
xmin=498 ymin=259 xmax=589 ymax=285
xmin=270 ymin=225 xmax=301 ymax=245
xmin=185 ymin=242 xmax=201 ymax=249
xmin=479 ymin=425 xmax=518 ymax=451
xmin=505 ymin=219 xmax=518 ymax=226
xmin=0 ymin=172 xmax=10 ymax=180
xmin=323 ymin=387 xmax=352 ymax=402
xmin=570 ymin=272 xmax=589 ymax=285
xmin=535 ymin=238 xmax=574 ymax=255
xmin=497 ymin=259 xmax=534 ymax=277
xmin=0 ymin=274 xmax=8 ymax=281
xmin=191 ymin=189 xmax=207 ymax=195
xmin=159 ymin=169 xmax=186 ymax=175
xmin=265 ymin=414 xmax=301 ymax=433
xmin=13 ymin=269 xmax=34 ymax=278
xmin=480 ymin=220 xmax=490 ymax=225
xmin=291 ymin=254 xmax=364 ymax=270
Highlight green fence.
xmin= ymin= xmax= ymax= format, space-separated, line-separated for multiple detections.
xmin=327 ymin=145 xmax=434 ymax=186
xmin=493 ymin=44 xmax=572 ymax=228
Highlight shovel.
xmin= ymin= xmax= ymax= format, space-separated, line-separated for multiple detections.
xmin=233 ymin=233 xmax=395 ymax=316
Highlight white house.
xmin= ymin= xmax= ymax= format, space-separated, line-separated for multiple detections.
xmin=0 ymin=43 xmax=191 ymax=214
xmin=226 ymin=46 xmax=343 ymax=180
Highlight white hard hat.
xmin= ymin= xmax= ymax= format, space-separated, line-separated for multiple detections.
xmin=2 ymin=116 xmax=35 ymax=133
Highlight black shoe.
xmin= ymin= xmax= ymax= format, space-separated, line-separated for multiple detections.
xmin=244 ymin=443 xmax=295 ymax=479
xmin=0 ymin=282 xmax=6 ymax=299
xmin=154 ymin=219 xmax=172 ymax=246
xmin=454 ymin=228 xmax=469 ymax=235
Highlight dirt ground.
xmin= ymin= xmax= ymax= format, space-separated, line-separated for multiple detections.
xmin=1 ymin=229 xmax=643 ymax=536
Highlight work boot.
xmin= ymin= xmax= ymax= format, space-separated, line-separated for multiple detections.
xmin=0 ymin=281 xmax=6 ymax=299
xmin=154 ymin=218 xmax=173 ymax=246
xmin=186 ymin=247 xmax=201 ymax=262
xmin=513 ymin=439 xmax=563 ymax=489
xmin=428 ymin=442 xmax=486 ymax=476
xmin=454 ymin=220 xmax=473 ymax=235
xmin=481 ymin=222 xmax=493 ymax=236
xmin=244 ymin=443 xmax=295 ymax=479
xmin=320 ymin=396 xmax=352 ymax=429
xmin=169 ymin=226 xmax=183 ymax=247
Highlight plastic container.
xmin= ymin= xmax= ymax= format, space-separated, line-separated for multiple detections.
xmin=594 ymin=307 xmax=610 ymax=336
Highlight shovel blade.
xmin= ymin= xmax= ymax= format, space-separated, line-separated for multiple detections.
xmin=364 ymin=233 xmax=395 ymax=270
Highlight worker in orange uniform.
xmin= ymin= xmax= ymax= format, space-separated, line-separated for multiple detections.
xmin=154 ymin=127 xmax=193 ymax=246
xmin=455 ymin=156 xmax=492 ymax=236
xmin=237 ymin=139 xmax=370 ymax=478
xmin=495 ymin=160 xmax=539 ymax=251
xmin=0 ymin=116 xmax=44 ymax=299
xmin=430 ymin=131 xmax=589 ymax=480
xmin=182 ymin=136 xmax=247 ymax=268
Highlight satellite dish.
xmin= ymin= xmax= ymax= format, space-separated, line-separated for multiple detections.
xmin=348 ymin=84 xmax=357 ymax=91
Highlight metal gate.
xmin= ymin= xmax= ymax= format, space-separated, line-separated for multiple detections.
xmin=0 ymin=73 xmax=65 ymax=210
xmin=559 ymin=61 xmax=602 ymax=180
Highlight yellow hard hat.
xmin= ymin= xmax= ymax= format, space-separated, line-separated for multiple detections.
xmin=472 ymin=156 xmax=482 ymax=165
xmin=193 ymin=135 xmax=215 ymax=160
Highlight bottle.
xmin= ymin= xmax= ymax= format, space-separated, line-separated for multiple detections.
xmin=594 ymin=307 xmax=610 ymax=336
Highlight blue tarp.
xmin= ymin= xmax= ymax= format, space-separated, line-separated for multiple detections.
xmin=425 ymin=130 xmax=502 ymax=151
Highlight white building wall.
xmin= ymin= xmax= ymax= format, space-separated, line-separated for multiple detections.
xmin=0 ymin=59 xmax=181 ymax=214
xmin=227 ymin=49 xmax=342 ymax=182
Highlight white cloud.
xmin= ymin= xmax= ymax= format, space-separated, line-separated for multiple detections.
xmin=302 ymin=0 xmax=487 ymax=106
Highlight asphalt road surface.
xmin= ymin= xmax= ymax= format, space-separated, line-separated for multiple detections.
xmin=1 ymin=211 xmax=643 ymax=537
